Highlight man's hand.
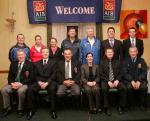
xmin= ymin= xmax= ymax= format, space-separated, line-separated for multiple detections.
xmin=108 ymin=81 xmax=114 ymax=88
xmin=131 ymin=80 xmax=136 ymax=89
xmin=135 ymin=81 xmax=141 ymax=90
xmin=113 ymin=80 xmax=119 ymax=88
xmin=41 ymin=82 xmax=48 ymax=89
xmin=11 ymin=82 xmax=23 ymax=89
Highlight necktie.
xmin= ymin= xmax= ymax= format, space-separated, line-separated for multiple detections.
xmin=110 ymin=40 xmax=114 ymax=47
xmin=15 ymin=63 xmax=22 ymax=82
xmin=131 ymin=39 xmax=135 ymax=47
xmin=65 ymin=61 xmax=70 ymax=79
xmin=43 ymin=59 xmax=47 ymax=65
xmin=109 ymin=61 xmax=114 ymax=81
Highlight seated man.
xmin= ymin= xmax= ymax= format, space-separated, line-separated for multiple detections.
xmin=123 ymin=47 xmax=147 ymax=109
xmin=56 ymin=48 xmax=80 ymax=106
xmin=100 ymin=48 xmax=126 ymax=116
xmin=1 ymin=49 xmax=34 ymax=118
xmin=26 ymin=48 xmax=57 ymax=120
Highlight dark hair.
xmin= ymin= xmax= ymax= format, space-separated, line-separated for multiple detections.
xmin=86 ymin=52 xmax=93 ymax=58
xmin=105 ymin=47 xmax=114 ymax=53
xmin=107 ymin=27 xmax=115 ymax=33
xmin=128 ymin=27 xmax=136 ymax=32
xmin=63 ymin=48 xmax=73 ymax=54
xmin=35 ymin=35 xmax=42 ymax=40
xmin=17 ymin=33 xmax=24 ymax=39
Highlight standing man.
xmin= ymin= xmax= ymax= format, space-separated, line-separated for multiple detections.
xmin=1 ymin=49 xmax=34 ymax=118
xmin=100 ymin=48 xmax=126 ymax=116
xmin=101 ymin=27 xmax=123 ymax=61
xmin=123 ymin=27 xmax=144 ymax=58
xmin=9 ymin=33 xmax=30 ymax=62
xmin=56 ymin=48 xmax=80 ymax=106
xmin=61 ymin=27 xmax=81 ymax=63
xmin=80 ymin=27 xmax=101 ymax=65
xmin=123 ymin=47 xmax=147 ymax=109
xmin=26 ymin=48 xmax=58 ymax=120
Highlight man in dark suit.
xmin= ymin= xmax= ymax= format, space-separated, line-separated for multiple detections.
xmin=56 ymin=48 xmax=80 ymax=106
xmin=100 ymin=48 xmax=126 ymax=116
xmin=123 ymin=47 xmax=147 ymax=109
xmin=123 ymin=27 xmax=144 ymax=58
xmin=101 ymin=27 xmax=123 ymax=61
xmin=1 ymin=49 xmax=34 ymax=118
xmin=26 ymin=48 xmax=57 ymax=120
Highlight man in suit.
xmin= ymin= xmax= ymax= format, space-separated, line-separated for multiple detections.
xmin=56 ymin=48 xmax=80 ymax=106
xmin=123 ymin=47 xmax=147 ymax=109
xmin=100 ymin=48 xmax=126 ymax=116
xmin=1 ymin=49 xmax=34 ymax=118
xmin=26 ymin=48 xmax=57 ymax=120
xmin=101 ymin=27 xmax=123 ymax=61
xmin=123 ymin=27 xmax=144 ymax=58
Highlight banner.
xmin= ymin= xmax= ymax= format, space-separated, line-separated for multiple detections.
xmin=27 ymin=0 xmax=122 ymax=24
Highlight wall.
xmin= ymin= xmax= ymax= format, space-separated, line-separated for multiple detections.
xmin=0 ymin=0 xmax=150 ymax=88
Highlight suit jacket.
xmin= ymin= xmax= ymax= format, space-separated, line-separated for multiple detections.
xmin=101 ymin=39 xmax=123 ymax=61
xmin=99 ymin=59 xmax=122 ymax=82
xmin=34 ymin=59 xmax=56 ymax=84
xmin=81 ymin=64 xmax=100 ymax=84
xmin=49 ymin=47 xmax=63 ymax=62
xmin=123 ymin=38 xmax=144 ymax=58
xmin=57 ymin=59 xmax=80 ymax=84
xmin=8 ymin=60 xmax=34 ymax=85
xmin=123 ymin=57 xmax=147 ymax=83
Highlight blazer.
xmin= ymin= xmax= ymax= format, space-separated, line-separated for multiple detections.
xmin=123 ymin=57 xmax=147 ymax=83
xmin=81 ymin=64 xmax=100 ymax=84
xmin=123 ymin=38 xmax=144 ymax=58
xmin=101 ymin=39 xmax=123 ymax=61
xmin=57 ymin=59 xmax=80 ymax=84
xmin=99 ymin=59 xmax=122 ymax=82
xmin=34 ymin=59 xmax=56 ymax=84
xmin=8 ymin=60 xmax=34 ymax=85
xmin=49 ymin=47 xmax=63 ymax=62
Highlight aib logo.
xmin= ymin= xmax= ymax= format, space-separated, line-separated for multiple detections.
xmin=33 ymin=0 xmax=46 ymax=21
xmin=103 ymin=0 xmax=115 ymax=20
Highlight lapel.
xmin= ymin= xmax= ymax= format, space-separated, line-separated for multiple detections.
xmin=92 ymin=65 xmax=96 ymax=77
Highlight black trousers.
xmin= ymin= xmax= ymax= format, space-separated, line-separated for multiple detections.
xmin=127 ymin=81 xmax=147 ymax=107
xmin=26 ymin=81 xmax=57 ymax=112
xmin=83 ymin=84 xmax=100 ymax=110
xmin=101 ymin=81 xmax=127 ymax=108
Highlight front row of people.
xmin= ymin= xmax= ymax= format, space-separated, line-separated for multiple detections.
xmin=1 ymin=46 xmax=147 ymax=120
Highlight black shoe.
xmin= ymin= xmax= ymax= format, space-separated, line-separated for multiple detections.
xmin=140 ymin=105 xmax=145 ymax=111
xmin=51 ymin=112 xmax=57 ymax=119
xmin=17 ymin=110 xmax=24 ymax=118
xmin=118 ymin=107 xmax=124 ymax=115
xmin=1 ymin=108 xmax=11 ymax=118
xmin=97 ymin=108 xmax=102 ymax=114
xmin=26 ymin=110 xmax=35 ymax=120
xmin=89 ymin=108 xmax=97 ymax=114
xmin=105 ymin=108 xmax=112 ymax=116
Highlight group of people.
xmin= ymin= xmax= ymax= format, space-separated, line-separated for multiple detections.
xmin=1 ymin=26 xmax=147 ymax=120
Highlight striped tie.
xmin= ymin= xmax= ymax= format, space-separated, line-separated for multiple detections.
xmin=109 ymin=61 xmax=114 ymax=81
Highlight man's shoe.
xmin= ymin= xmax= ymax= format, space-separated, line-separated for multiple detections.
xmin=97 ymin=108 xmax=102 ymax=114
xmin=26 ymin=110 xmax=35 ymax=120
xmin=118 ymin=107 xmax=124 ymax=115
xmin=17 ymin=110 xmax=24 ymax=118
xmin=105 ymin=108 xmax=112 ymax=116
xmin=51 ymin=112 xmax=57 ymax=119
xmin=1 ymin=108 xmax=11 ymax=118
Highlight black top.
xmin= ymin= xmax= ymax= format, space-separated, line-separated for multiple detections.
xmin=88 ymin=66 xmax=94 ymax=81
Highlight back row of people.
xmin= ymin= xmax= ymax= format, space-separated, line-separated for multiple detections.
xmin=8 ymin=26 xmax=144 ymax=64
